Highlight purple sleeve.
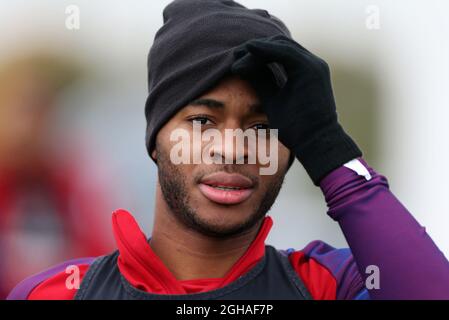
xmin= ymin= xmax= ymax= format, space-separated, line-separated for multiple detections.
xmin=319 ymin=157 xmax=449 ymax=299
xmin=296 ymin=241 xmax=369 ymax=300
xmin=6 ymin=257 xmax=95 ymax=300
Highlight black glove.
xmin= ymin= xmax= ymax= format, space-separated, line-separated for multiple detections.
xmin=231 ymin=34 xmax=362 ymax=186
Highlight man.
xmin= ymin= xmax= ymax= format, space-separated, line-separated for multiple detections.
xmin=8 ymin=0 xmax=449 ymax=300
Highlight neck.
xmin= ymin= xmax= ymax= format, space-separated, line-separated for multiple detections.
xmin=150 ymin=187 xmax=263 ymax=281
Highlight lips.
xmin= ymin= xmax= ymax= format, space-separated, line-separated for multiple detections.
xmin=198 ymin=172 xmax=255 ymax=205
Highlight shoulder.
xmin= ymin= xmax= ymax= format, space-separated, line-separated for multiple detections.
xmin=285 ymin=240 xmax=369 ymax=300
xmin=7 ymin=257 xmax=96 ymax=300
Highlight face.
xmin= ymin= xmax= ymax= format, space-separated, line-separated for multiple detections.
xmin=153 ymin=75 xmax=291 ymax=238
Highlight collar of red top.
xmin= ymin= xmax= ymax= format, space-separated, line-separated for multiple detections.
xmin=111 ymin=209 xmax=273 ymax=295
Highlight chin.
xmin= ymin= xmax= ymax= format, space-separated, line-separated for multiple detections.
xmin=194 ymin=202 xmax=258 ymax=233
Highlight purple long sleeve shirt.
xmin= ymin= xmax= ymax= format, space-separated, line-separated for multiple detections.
xmin=319 ymin=157 xmax=449 ymax=299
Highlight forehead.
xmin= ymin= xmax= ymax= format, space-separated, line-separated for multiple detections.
xmin=206 ymin=74 xmax=257 ymax=98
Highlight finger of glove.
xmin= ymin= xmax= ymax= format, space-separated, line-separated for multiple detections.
xmin=233 ymin=63 xmax=279 ymax=101
xmin=245 ymin=39 xmax=318 ymax=78
xmin=254 ymin=34 xmax=313 ymax=55
xmin=235 ymin=35 xmax=305 ymax=71
xmin=232 ymin=48 xmax=282 ymax=100
xmin=245 ymin=40 xmax=301 ymax=69
xmin=231 ymin=52 xmax=266 ymax=77
xmin=233 ymin=46 xmax=250 ymax=60
xmin=264 ymin=38 xmax=330 ymax=75
xmin=245 ymin=70 xmax=278 ymax=101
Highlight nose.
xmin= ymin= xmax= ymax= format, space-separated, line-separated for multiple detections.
xmin=206 ymin=121 xmax=255 ymax=165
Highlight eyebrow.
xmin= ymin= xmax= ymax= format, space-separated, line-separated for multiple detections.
xmin=189 ymin=98 xmax=224 ymax=109
xmin=188 ymin=98 xmax=264 ymax=114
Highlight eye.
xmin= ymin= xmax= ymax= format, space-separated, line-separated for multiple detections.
xmin=189 ymin=116 xmax=214 ymax=126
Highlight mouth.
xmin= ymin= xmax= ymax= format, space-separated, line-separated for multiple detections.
xmin=198 ymin=172 xmax=255 ymax=205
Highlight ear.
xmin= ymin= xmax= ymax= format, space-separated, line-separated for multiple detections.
xmin=151 ymin=149 xmax=157 ymax=161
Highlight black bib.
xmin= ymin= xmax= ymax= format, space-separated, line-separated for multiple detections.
xmin=74 ymin=245 xmax=312 ymax=300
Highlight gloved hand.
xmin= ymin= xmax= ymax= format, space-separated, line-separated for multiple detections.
xmin=231 ymin=34 xmax=362 ymax=186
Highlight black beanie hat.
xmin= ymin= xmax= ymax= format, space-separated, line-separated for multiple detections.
xmin=145 ymin=0 xmax=292 ymax=161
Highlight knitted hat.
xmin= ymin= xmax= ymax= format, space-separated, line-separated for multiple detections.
xmin=145 ymin=0 xmax=292 ymax=161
